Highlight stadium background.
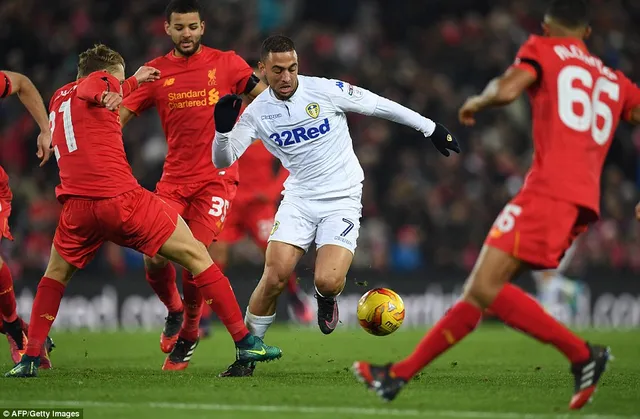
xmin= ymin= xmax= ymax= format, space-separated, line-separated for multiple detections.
xmin=0 ymin=0 xmax=639 ymax=330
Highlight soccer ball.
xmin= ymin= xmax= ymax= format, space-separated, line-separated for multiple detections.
xmin=357 ymin=288 xmax=405 ymax=336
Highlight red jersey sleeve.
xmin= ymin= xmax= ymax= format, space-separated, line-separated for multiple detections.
xmin=618 ymin=72 xmax=640 ymax=122
xmin=228 ymin=53 xmax=255 ymax=94
xmin=77 ymin=72 xmax=120 ymax=104
xmin=121 ymin=75 xmax=154 ymax=115
xmin=0 ymin=71 xmax=12 ymax=98
xmin=511 ymin=35 xmax=542 ymax=80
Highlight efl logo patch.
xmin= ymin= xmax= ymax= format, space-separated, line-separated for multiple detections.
xmin=270 ymin=221 xmax=280 ymax=236
xmin=306 ymin=103 xmax=320 ymax=119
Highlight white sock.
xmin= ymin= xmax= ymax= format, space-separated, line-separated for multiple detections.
xmin=533 ymin=271 xmax=556 ymax=309
xmin=245 ymin=308 xmax=275 ymax=340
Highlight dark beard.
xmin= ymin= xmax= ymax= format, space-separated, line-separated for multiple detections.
xmin=175 ymin=40 xmax=201 ymax=57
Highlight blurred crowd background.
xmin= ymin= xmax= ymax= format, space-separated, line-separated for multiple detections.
xmin=1 ymin=0 xmax=640 ymax=279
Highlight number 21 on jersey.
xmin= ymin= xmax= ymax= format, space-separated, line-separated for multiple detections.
xmin=50 ymin=98 xmax=78 ymax=160
xmin=557 ymin=65 xmax=620 ymax=145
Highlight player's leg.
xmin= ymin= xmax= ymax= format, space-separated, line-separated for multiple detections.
xmin=118 ymin=188 xmax=281 ymax=370
xmin=0 ymin=193 xmax=28 ymax=362
xmin=244 ymin=197 xmax=314 ymax=338
xmin=144 ymin=254 xmax=184 ymax=353
xmin=165 ymin=179 xmax=238 ymax=359
xmin=246 ymin=241 xmax=305 ymax=335
xmin=156 ymin=217 xmax=282 ymax=367
xmin=0 ymin=254 xmax=29 ymax=364
xmin=247 ymin=201 xmax=313 ymax=325
xmin=312 ymin=196 xmax=362 ymax=334
xmin=200 ymin=200 xmax=243 ymax=338
xmin=6 ymin=198 xmax=101 ymax=377
xmin=533 ymin=241 xmax=582 ymax=319
xmin=354 ymin=196 xmax=607 ymax=408
xmin=216 ymin=239 xmax=303 ymax=377
xmin=145 ymin=182 xmax=186 ymax=353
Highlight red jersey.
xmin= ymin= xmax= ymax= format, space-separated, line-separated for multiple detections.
xmin=0 ymin=71 xmax=12 ymax=189
xmin=49 ymin=71 xmax=140 ymax=201
xmin=0 ymin=166 xmax=7 ymax=192
xmin=0 ymin=71 xmax=12 ymax=99
xmin=122 ymin=46 xmax=254 ymax=184
xmin=513 ymin=35 xmax=640 ymax=215
xmin=236 ymin=141 xmax=288 ymax=202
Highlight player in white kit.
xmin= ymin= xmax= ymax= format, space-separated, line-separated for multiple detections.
xmin=212 ymin=35 xmax=460 ymax=376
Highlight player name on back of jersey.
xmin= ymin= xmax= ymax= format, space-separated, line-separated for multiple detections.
xmin=553 ymin=44 xmax=617 ymax=80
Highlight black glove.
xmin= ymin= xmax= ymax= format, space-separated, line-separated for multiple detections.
xmin=214 ymin=94 xmax=243 ymax=133
xmin=428 ymin=123 xmax=461 ymax=157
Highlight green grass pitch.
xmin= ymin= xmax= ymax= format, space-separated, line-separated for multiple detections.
xmin=0 ymin=325 xmax=638 ymax=419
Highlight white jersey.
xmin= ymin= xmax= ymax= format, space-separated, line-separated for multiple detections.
xmin=213 ymin=75 xmax=436 ymax=199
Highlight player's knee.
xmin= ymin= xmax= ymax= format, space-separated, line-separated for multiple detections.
xmin=209 ymin=243 xmax=228 ymax=266
xmin=144 ymin=254 xmax=169 ymax=272
xmin=314 ymin=273 xmax=345 ymax=297
xmin=260 ymin=264 xmax=290 ymax=296
xmin=462 ymin=272 xmax=504 ymax=308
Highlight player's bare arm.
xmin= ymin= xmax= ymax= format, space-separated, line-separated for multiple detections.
xmin=628 ymin=106 xmax=640 ymax=125
xmin=119 ymin=106 xmax=136 ymax=127
xmin=2 ymin=70 xmax=52 ymax=166
xmin=118 ymin=66 xmax=160 ymax=125
xmin=459 ymin=67 xmax=537 ymax=126
xmin=244 ymin=78 xmax=268 ymax=102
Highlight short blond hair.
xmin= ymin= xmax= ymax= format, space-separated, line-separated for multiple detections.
xmin=77 ymin=44 xmax=125 ymax=78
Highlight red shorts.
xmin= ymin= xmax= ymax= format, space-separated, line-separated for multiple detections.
xmin=53 ymin=187 xmax=178 ymax=269
xmin=485 ymin=191 xmax=596 ymax=270
xmin=155 ymin=178 xmax=238 ymax=246
xmin=218 ymin=198 xmax=276 ymax=249
xmin=0 ymin=184 xmax=13 ymax=241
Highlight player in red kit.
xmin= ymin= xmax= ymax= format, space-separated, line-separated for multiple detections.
xmin=0 ymin=70 xmax=54 ymax=367
xmin=4 ymin=44 xmax=281 ymax=378
xmin=353 ymin=0 xmax=640 ymax=409
xmin=120 ymin=0 xmax=268 ymax=370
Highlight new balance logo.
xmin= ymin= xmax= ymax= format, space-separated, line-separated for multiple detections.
xmin=40 ymin=313 xmax=55 ymax=321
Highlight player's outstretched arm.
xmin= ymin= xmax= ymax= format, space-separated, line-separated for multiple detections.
xmin=2 ymin=70 xmax=52 ymax=166
xmin=329 ymin=81 xmax=460 ymax=156
xmin=212 ymin=94 xmax=259 ymax=168
xmin=459 ymin=67 xmax=536 ymax=126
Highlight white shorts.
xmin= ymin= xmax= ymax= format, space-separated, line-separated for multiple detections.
xmin=269 ymin=193 xmax=362 ymax=254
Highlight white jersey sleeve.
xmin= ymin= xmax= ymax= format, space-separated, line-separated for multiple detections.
xmin=212 ymin=111 xmax=259 ymax=168
xmin=324 ymin=79 xmax=436 ymax=136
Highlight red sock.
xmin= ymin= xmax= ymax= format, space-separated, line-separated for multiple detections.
xmin=489 ymin=283 xmax=589 ymax=364
xmin=25 ymin=277 xmax=65 ymax=357
xmin=0 ymin=262 xmax=18 ymax=322
xmin=199 ymin=260 xmax=221 ymax=319
xmin=179 ymin=270 xmax=203 ymax=342
xmin=194 ymin=264 xmax=249 ymax=342
xmin=392 ymin=301 xmax=482 ymax=380
xmin=201 ymin=302 xmax=213 ymax=317
xmin=286 ymin=272 xmax=299 ymax=294
xmin=145 ymin=263 xmax=183 ymax=313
